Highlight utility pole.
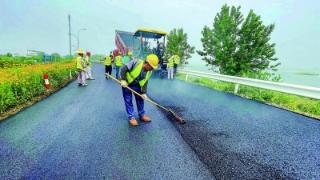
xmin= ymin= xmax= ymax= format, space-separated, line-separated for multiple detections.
xmin=68 ymin=14 xmax=72 ymax=57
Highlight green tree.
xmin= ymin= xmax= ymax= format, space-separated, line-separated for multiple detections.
xmin=238 ymin=10 xmax=280 ymax=74
xmin=198 ymin=4 xmax=280 ymax=79
xmin=6 ymin=53 xmax=13 ymax=57
xmin=51 ymin=53 xmax=61 ymax=61
xmin=165 ymin=28 xmax=195 ymax=65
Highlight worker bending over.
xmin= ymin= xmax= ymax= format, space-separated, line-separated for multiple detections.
xmin=120 ymin=54 xmax=159 ymax=126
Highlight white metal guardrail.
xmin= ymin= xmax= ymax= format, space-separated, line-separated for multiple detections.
xmin=178 ymin=69 xmax=320 ymax=100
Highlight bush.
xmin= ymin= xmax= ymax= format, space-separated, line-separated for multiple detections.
xmin=0 ymin=60 xmax=76 ymax=114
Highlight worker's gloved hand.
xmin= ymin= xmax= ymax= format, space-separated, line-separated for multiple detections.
xmin=141 ymin=94 xmax=148 ymax=100
xmin=120 ymin=80 xmax=128 ymax=87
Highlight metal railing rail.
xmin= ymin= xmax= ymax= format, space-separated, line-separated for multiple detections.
xmin=178 ymin=69 xmax=320 ymax=100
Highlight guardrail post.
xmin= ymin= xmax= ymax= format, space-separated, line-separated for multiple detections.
xmin=234 ymin=84 xmax=240 ymax=94
xmin=185 ymin=74 xmax=189 ymax=81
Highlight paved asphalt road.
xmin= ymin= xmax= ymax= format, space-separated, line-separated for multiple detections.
xmin=0 ymin=64 xmax=319 ymax=179
xmin=149 ymin=71 xmax=320 ymax=179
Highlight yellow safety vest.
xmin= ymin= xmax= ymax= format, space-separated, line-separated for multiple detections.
xmin=76 ymin=56 xmax=84 ymax=70
xmin=167 ymin=56 xmax=174 ymax=68
xmin=174 ymin=55 xmax=180 ymax=65
xmin=126 ymin=60 xmax=152 ymax=87
xmin=115 ymin=55 xmax=123 ymax=67
xmin=105 ymin=56 xmax=112 ymax=66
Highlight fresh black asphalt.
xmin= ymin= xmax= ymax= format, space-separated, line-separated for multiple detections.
xmin=149 ymin=73 xmax=320 ymax=179
xmin=0 ymin=64 xmax=319 ymax=179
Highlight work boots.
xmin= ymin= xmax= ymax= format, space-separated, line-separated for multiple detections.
xmin=140 ymin=115 xmax=151 ymax=122
xmin=129 ymin=116 xmax=151 ymax=126
xmin=129 ymin=118 xmax=138 ymax=126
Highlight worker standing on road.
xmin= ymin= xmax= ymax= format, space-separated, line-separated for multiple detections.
xmin=173 ymin=54 xmax=180 ymax=75
xmin=86 ymin=51 xmax=95 ymax=80
xmin=105 ymin=52 xmax=113 ymax=80
xmin=76 ymin=49 xmax=87 ymax=86
xmin=114 ymin=52 xmax=123 ymax=79
xmin=167 ymin=55 xmax=175 ymax=80
xmin=120 ymin=54 xmax=159 ymax=126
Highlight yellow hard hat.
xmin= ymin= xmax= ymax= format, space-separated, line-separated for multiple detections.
xmin=76 ymin=48 xmax=84 ymax=54
xmin=128 ymin=51 xmax=133 ymax=56
xmin=146 ymin=54 xmax=159 ymax=69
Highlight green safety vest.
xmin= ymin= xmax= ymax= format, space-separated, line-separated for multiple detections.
xmin=167 ymin=56 xmax=174 ymax=68
xmin=126 ymin=60 xmax=152 ymax=87
xmin=76 ymin=56 xmax=84 ymax=70
xmin=105 ymin=56 xmax=112 ymax=65
xmin=115 ymin=56 xmax=123 ymax=67
xmin=122 ymin=55 xmax=130 ymax=65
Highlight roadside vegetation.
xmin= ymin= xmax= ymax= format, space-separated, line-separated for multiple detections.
xmin=172 ymin=4 xmax=320 ymax=119
xmin=198 ymin=4 xmax=280 ymax=81
xmin=176 ymin=73 xmax=320 ymax=119
xmin=164 ymin=28 xmax=195 ymax=65
xmin=165 ymin=5 xmax=319 ymax=119
xmin=0 ymin=55 xmax=76 ymax=115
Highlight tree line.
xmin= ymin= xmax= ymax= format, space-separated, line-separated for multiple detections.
xmin=165 ymin=4 xmax=280 ymax=80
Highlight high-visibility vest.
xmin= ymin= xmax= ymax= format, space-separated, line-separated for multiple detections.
xmin=174 ymin=55 xmax=180 ymax=65
xmin=115 ymin=55 xmax=123 ymax=67
xmin=105 ymin=56 xmax=112 ymax=65
xmin=76 ymin=56 xmax=84 ymax=70
xmin=167 ymin=56 xmax=174 ymax=68
xmin=126 ymin=60 xmax=152 ymax=87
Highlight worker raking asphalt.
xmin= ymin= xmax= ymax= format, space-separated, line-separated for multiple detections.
xmin=106 ymin=73 xmax=186 ymax=124
xmin=1 ymin=63 xmax=319 ymax=179
xmin=0 ymin=64 xmax=212 ymax=179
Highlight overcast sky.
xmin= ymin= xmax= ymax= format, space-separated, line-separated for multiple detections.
xmin=1 ymin=0 xmax=319 ymax=69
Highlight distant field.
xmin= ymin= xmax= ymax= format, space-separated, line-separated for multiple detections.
xmin=183 ymin=64 xmax=320 ymax=87
xmin=295 ymin=72 xmax=319 ymax=76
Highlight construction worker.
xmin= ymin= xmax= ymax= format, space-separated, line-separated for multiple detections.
xmin=173 ymin=54 xmax=181 ymax=74
xmin=128 ymin=51 xmax=133 ymax=57
xmin=76 ymin=49 xmax=87 ymax=86
xmin=114 ymin=52 xmax=123 ymax=79
xmin=120 ymin=54 xmax=159 ymax=126
xmin=167 ymin=55 xmax=175 ymax=80
xmin=85 ymin=51 xmax=95 ymax=80
xmin=104 ymin=52 xmax=113 ymax=80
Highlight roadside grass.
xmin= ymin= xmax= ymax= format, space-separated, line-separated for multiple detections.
xmin=176 ymin=73 xmax=320 ymax=119
xmin=0 ymin=60 xmax=77 ymax=114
